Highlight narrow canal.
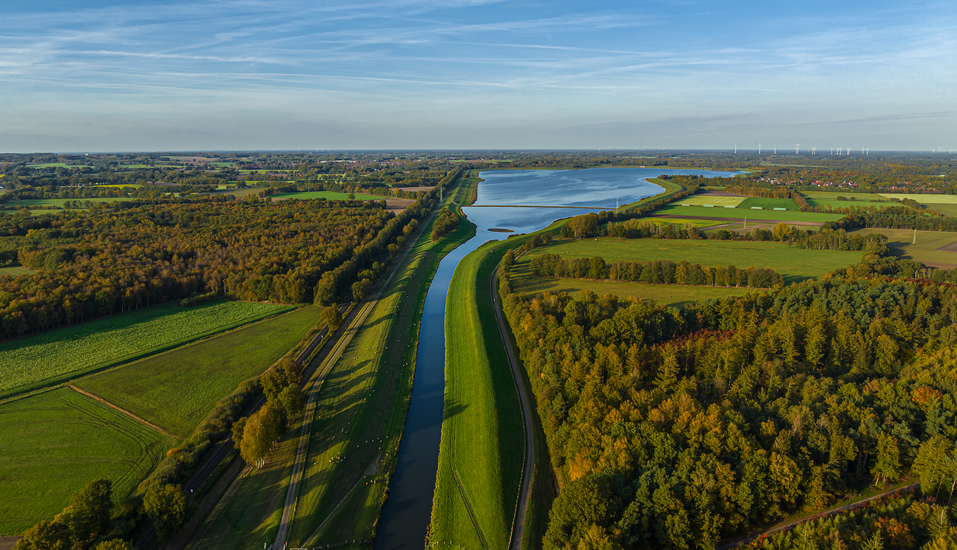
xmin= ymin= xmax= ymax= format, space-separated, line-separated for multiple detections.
xmin=374 ymin=168 xmax=740 ymax=549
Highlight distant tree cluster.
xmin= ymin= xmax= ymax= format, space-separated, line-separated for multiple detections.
xmin=430 ymin=207 xmax=461 ymax=242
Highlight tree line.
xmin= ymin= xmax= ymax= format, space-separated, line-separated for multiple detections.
xmin=529 ymin=252 xmax=785 ymax=289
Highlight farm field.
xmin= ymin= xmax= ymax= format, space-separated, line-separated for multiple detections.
xmin=520 ymin=238 xmax=864 ymax=284
xmin=270 ymin=191 xmax=390 ymax=202
xmin=430 ymin=238 xmax=525 ymax=550
xmin=801 ymin=191 xmax=895 ymax=211
xmin=849 ymin=228 xmax=957 ymax=268
xmin=0 ymin=388 xmax=177 ymax=535
xmin=512 ymin=275 xmax=752 ymax=307
xmin=76 ymin=305 xmax=322 ymax=437
xmin=678 ymin=195 xmax=745 ymax=207
xmin=0 ymin=266 xmax=33 ymax=277
xmin=0 ymin=300 xmax=293 ymax=401
xmin=3 ymin=197 xmax=135 ymax=208
xmin=737 ymin=197 xmax=800 ymax=210
xmin=880 ymin=193 xmax=957 ymax=203
xmin=650 ymin=204 xmax=846 ymax=222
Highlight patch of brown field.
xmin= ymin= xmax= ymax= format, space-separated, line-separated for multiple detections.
xmin=0 ymin=537 xmax=21 ymax=550
xmin=270 ymin=197 xmax=290 ymax=202
xmin=396 ymin=186 xmax=434 ymax=192
xmin=922 ymin=261 xmax=957 ymax=269
xmin=699 ymin=190 xmax=746 ymax=197
xmin=385 ymin=198 xmax=414 ymax=212
xmin=936 ymin=242 xmax=957 ymax=253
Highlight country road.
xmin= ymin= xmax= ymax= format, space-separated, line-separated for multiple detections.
xmin=491 ymin=265 xmax=536 ymax=550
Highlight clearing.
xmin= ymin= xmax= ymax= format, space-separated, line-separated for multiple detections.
xmin=848 ymin=228 xmax=957 ymax=269
xmin=270 ymin=191 xmax=390 ymax=202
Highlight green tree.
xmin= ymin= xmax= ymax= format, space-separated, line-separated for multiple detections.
xmin=321 ymin=304 xmax=343 ymax=331
xmin=231 ymin=416 xmax=247 ymax=449
xmin=93 ymin=540 xmax=135 ymax=550
xmin=871 ymin=432 xmax=901 ymax=485
xmin=352 ymin=278 xmax=373 ymax=301
xmin=143 ymin=484 xmax=189 ymax=541
xmin=240 ymin=402 xmax=284 ymax=468
xmin=278 ymin=385 xmax=304 ymax=417
xmin=15 ymin=520 xmax=71 ymax=550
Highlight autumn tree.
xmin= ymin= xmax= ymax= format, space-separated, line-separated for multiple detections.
xmin=143 ymin=483 xmax=189 ymax=541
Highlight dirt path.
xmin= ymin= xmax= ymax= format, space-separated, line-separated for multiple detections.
xmin=718 ymin=483 xmax=920 ymax=549
xmin=68 ymin=385 xmax=176 ymax=438
xmin=491 ymin=267 xmax=536 ymax=550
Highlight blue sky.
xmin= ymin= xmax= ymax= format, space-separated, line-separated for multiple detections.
xmin=2 ymin=0 xmax=955 ymax=152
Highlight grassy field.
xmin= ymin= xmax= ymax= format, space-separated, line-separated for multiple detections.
xmin=848 ymin=228 xmax=957 ymax=268
xmin=521 ymin=237 xmax=863 ymax=284
xmin=0 ymin=388 xmax=177 ymax=535
xmin=430 ymin=238 xmax=526 ymax=550
xmin=880 ymin=193 xmax=957 ymax=203
xmin=271 ymin=191 xmax=390 ymax=202
xmin=4 ymin=197 xmax=135 ymax=208
xmin=76 ymin=306 xmax=321 ymax=437
xmin=0 ymin=266 xmax=33 ymax=277
xmin=651 ymin=204 xmax=846 ymax=222
xmin=679 ymin=195 xmax=745 ymax=207
xmin=513 ymin=276 xmax=752 ymax=308
xmin=0 ymin=301 xmax=292 ymax=401
xmin=622 ymin=178 xmax=683 ymax=211
xmin=737 ymin=197 xmax=800 ymax=210
xmin=190 ymin=174 xmax=480 ymax=549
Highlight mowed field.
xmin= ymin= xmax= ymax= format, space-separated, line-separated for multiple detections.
xmin=849 ymin=228 xmax=957 ymax=268
xmin=4 ymin=197 xmax=135 ymax=208
xmin=0 ymin=388 xmax=177 ymax=535
xmin=270 ymin=191 xmax=390 ymax=202
xmin=0 ymin=301 xmax=292 ymax=400
xmin=0 ymin=266 xmax=33 ymax=277
xmin=677 ymin=195 xmax=745 ymax=207
xmin=737 ymin=197 xmax=800 ymax=210
xmin=801 ymin=191 xmax=894 ymax=211
xmin=521 ymin=238 xmax=864 ymax=284
xmin=76 ymin=306 xmax=322 ymax=437
xmin=650 ymin=204 xmax=846 ymax=223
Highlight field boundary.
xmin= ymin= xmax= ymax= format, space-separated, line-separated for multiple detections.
xmin=453 ymin=469 xmax=490 ymax=550
xmin=66 ymin=385 xmax=176 ymax=438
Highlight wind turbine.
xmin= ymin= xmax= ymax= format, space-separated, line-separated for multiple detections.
xmin=811 ymin=147 xmax=817 ymax=155
xmin=774 ymin=145 xmax=777 ymax=154
xmin=830 ymin=147 xmax=834 ymax=155
xmin=758 ymin=143 xmax=762 ymax=154
xmin=845 ymin=147 xmax=850 ymax=155
xmin=795 ymin=144 xmax=800 ymax=155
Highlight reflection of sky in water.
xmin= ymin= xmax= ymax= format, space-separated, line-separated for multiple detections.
xmin=476 ymin=167 xmax=743 ymax=209
xmin=469 ymin=167 xmax=744 ymax=236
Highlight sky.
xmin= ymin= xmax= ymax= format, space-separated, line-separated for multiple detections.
xmin=1 ymin=0 xmax=955 ymax=152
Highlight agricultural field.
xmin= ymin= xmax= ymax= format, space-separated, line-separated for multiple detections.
xmin=430 ymin=239 xmax=525 ymax=550
xmin=848 ymin=228 xmax=957 ymax=269
xmin=512 ymin=276 xmax=752 ymax=308
xmin=879 ymin=193 xmax=957 ymax=203
xmin=3 ymin=197 xmax=135 ymax=209
xmin=0 ymin=388 xmax=177 ymax=535
xmin=0 ymin=300 xmax=293 ymax=400
xmin=678 ymin=195 xmax=745 ymax=207
xmin=76 ymin=306 xmax=322 ymax=437
xmin=650 ymin=204 xmax=846 ymax=223
xmin=737 ymin=197 xmax=800 ymax=210
xmin=0 ymin=266 xmax=33 ymax=277
xmin=801 ymin=191 xmax=894 ymax=211
xmin=520 ymin=238 xmax=864 ymax=284
xmin=270 ymin=191 xmax=391 ymax=202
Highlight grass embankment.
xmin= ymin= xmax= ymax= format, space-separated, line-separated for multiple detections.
xmin=189 ymin=173 xmax=479 ymax=549
xmin=650 ymin=204 xmax=846 ymax=222
xmin=75 ymin=306 xmax=321 ymax=438
xmin=0 ymin=301 xmax=292 ymax=401
xmin=621 ymin=178 xmax=683 ymax=211
xmin=520 ymin=237 xmax=863 ymax=285
xmin=849 ymin=228 xmax=957 ymax=268
xmin=429 ymin=239 xmax=526 ymax=549
xmin=0 ymin=388 xmax=177 ymax=535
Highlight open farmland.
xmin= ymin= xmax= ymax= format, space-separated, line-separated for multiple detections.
xmin=0 ymin=300 xmax=293 ymax=400
xmin=512 ymin=275 xmax=752 ymax=307
xmin=677 ymin=195 xmax=745 ymax=207
xmin=4 ymin=197 xmax=135 ymax=209
xmin=0 ymin=388 xmax=177 ymax=535
xmin=879 ymin=193 xmax=957 ymax=203
xmin=520 ymin=237 xmax=863 ymax=284
xmin=650 ymin=204 xmax=846 ymax=223
xmin=848 ymin=228 xmax=957 ymax=269
xmin=800 ymin=191 xmax=894 ymax=211
xmin=0 ymin=266 xmax=33 ymax=277
xmin=76 ymin=306 xmax=321 ymax=437
xmin=270 ymin=191 xmax=390 ymax=202
xmin=737 ymin=197 xmax=800 ymax=210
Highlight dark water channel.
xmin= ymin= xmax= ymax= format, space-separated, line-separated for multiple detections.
xmin=373 ymin=168 xmax=741 ymax=549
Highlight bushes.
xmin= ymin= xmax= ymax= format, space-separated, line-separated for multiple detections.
xmin=430 ymin=207 xmax=460 ymax=241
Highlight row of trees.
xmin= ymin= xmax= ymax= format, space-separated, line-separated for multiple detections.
xmin=529 ymin=253 xmax=785 ymax=289
xmin=502 ymin=271 xmax=957 ymax=549
xmin=430 ymin=207 xmax=460 ymax=241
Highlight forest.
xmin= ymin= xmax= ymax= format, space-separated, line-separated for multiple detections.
xmin=502 ymin=269 xmax=957 ymax=549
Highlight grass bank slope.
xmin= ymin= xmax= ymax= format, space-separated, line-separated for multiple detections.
xmin=0 ymin=388 xmax=176 ymax=535
xmin=430 ymin=239 xmax=525 ymax=549
xmin=849 ymin=228 xmax=957 ymax=268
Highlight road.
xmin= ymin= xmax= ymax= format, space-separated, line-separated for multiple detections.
xmin=490 ymin=265 xmax=536 ymax=550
